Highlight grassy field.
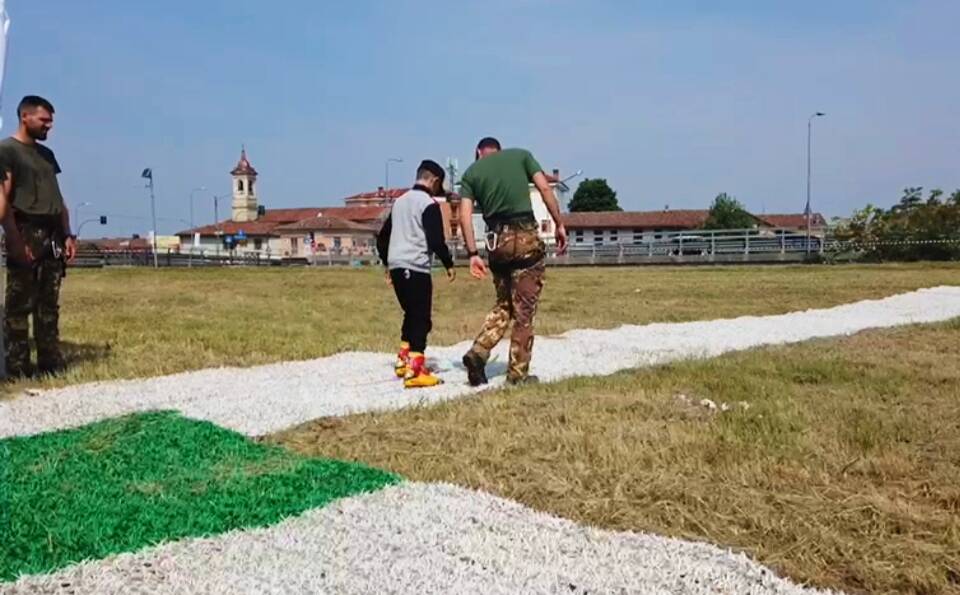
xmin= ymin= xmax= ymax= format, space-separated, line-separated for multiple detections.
xmin=5 ymin=263 xmax=960 ymax=593
xmin=272 ymin=319 xmax=960 ymax=595
xmin=8 ymin=261 xmax=960 ymax=394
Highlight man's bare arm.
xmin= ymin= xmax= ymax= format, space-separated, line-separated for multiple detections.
xmin=0 ymin=171 xmax=31 ymax=264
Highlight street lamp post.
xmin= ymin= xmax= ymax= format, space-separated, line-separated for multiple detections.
xmin=141 ymin=168 xmax=159 ymax=268
xmin=806 ymin=112 xmax=825 ymax=256
xmin=74 ymin=201 xmax=92 ymax=238
xmin=189 ymin=186 xmax=206 ymax=230
xmin=385 ymin=157 xmax=402 ymax=194
xmin=213 ymin=194 xmax=230 ymax=256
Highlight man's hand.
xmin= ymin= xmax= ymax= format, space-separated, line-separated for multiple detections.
xmin=384 ymin=270 xmax=393 ymax=287
xmin=469 ymin=255 xmax=488 ymax=280
xmin=446 ymin=267 xmax=457 ymax=283
xmin=65 ymin=236 xmax=78 ymax=263
xmin=7 ymin=238 xmax=34 ymax=268
xmin=555 ymin=224 xmax=568 ymax=255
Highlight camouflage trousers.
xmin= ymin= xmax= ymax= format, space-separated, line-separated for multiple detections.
xmin=469 ymin=223 xmax=546 ymax=382
xmin=4 ymin=224 xmax=66 ymax=377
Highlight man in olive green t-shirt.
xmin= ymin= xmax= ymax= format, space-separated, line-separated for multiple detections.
xmin=0 ymin=95 xmax=77 ymax=378
xmin=458 ymin=137 xmax=567 ymax=386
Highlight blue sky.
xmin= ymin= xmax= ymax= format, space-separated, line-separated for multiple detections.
xmin=3 ymin=0 xmax=958 ymax=236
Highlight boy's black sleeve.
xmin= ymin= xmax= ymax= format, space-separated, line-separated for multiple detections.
xmin=376 ymin=214 xmax=392 ymax=267
xmin=422 ymin=203 xmax=454 ymax=270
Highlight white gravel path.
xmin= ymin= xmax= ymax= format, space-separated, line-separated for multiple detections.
xmin=1 ymin=482 xmax=835 ymax=595
xmin=2 ymin=285 xmax=959 ymax=440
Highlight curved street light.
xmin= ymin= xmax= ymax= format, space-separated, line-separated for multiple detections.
xmin=385 ymin=157 xmax=403 ymax=193
xmin=74 ymin=201 xmax=93 ymax=238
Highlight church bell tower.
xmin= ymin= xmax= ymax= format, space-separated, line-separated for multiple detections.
xmin=231 ymin=147 xmax=259 ymax=222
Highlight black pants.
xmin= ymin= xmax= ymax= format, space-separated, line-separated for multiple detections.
xmin=390 ymin=268 xmax=433 ymax=353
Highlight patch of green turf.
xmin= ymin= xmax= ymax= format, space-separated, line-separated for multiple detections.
xmin=0 ymin=411 xmax=400 ymax=582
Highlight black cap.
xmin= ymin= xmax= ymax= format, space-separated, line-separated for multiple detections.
xmin=417 ymin=159 xmax=446 ymax=196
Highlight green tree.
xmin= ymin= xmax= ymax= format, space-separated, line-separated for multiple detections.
xmin=568 ymin=178 xmax=621 ymax=212
xmin=703 ymin=193 xmax=756 ymax=229
xmin=835 ymin=187 xmax=960 ymax=261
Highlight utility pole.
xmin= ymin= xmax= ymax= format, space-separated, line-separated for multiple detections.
xmin=806 ymin=112 xmax=825 ymax=256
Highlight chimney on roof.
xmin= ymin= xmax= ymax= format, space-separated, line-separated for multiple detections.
xmin=377 ymin=186 xmax=385 ymax=197
xmin=553 ymin=168 xmax=560 ymax=180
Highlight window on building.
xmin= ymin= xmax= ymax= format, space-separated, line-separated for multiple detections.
xmin=334 ymin=237 xmax=342 ymax=248
xmin=248 ymin=181 xmax=255 ymax=196
xmin=238 ymin=180 xmax=244 ymax=193
xmin=574 ymin=230 xmax=584 ymax=244
xmin=610 ymin=231 xmax=619 ymax=244
xmin=633 ymin=229 xmax=644 ymax=245
xmin=594 ymin=230 xmax=604 ymax=245
xmin=254 ymin=238 xmax=263 ymax=251
xmin=291 ymin=237 xmax=299 ymax=254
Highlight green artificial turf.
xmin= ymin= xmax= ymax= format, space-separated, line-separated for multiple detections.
xmin=0 ymin=411 xmax=400 ymax=582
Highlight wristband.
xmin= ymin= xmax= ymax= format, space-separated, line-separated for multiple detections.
xmin=467 ymin=250 xmax=479 ymax=258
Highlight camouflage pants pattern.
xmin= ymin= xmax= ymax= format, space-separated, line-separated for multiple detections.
xmin=469 ymin=223 xmax=546 ymax=381
xmin=4 ymin=224 xmax=65 ymax=377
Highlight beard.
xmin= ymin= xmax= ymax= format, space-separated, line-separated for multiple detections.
xmin=29 ymin=126 xmax=49 ymax=141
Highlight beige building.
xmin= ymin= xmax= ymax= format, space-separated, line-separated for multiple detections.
xmin=275 ymin=216 xmax=377 ymax=257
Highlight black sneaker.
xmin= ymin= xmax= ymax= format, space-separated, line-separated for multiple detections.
xmin=506 ymin=375 xmax=540 ymax=387
xmin=462 ymin=351 xmax=488 ymax=387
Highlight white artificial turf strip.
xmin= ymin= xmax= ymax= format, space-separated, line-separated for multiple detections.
xmin=2 ymin=285 xmax=959 ymax=440
xmin=2 ymin=482 xmax=835 ymax=595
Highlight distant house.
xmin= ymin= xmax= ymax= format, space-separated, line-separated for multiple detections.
xmin=561 ymin=209 xmax=827 ymax=247
xmin=275 ymin=216 xmax=378 ymax=257
xmin=562 ymin=210 xmax=713 ymax=246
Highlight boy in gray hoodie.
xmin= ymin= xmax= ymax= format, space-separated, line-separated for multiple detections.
xmin=376 ymin=160 xmax=455 ymax=388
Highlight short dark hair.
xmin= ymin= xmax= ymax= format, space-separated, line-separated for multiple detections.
xmin=476 ymin=137 xmax=501 ymax=151
xmin=417 ymin=159 xmax=445 ymax=182
xmin=18 ymin=95 xmax=55 ymax=118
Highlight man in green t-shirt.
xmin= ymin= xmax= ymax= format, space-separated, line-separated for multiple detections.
xmin=458 ymin=137 xmax=567 ymax=386
xmin=0 ymin=95 xmax=77 ymax=378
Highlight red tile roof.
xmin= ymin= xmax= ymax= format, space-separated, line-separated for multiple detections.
xmin=275 ymin=216 xmax=377 ymax=233
xmin=561 ymin=210 xmax=711 ymax=230
xmin=177 ymin=206 xmax=388 ymax=237
xmin=759 ymin=213 xmax=827 ymax=228
xmin=344 ymin=187 xmax=409 ymax=202
xmin=258 ymin=208 xmax=324 ymax=222
xmin=315 ymin=206 xmax=388 ymax=222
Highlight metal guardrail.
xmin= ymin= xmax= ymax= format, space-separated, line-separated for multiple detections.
xmin=8 ymin=228 xmax=957 ymax=269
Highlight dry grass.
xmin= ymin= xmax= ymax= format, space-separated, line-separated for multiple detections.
xmin=7 ymin=262 xmax=959 ymax=395
xmin=271 ymin=320 xmax=960 ymax=595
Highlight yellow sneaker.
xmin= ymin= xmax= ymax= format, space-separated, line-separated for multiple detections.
xmin=404 ymin=353 xmax=442 ymax=389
